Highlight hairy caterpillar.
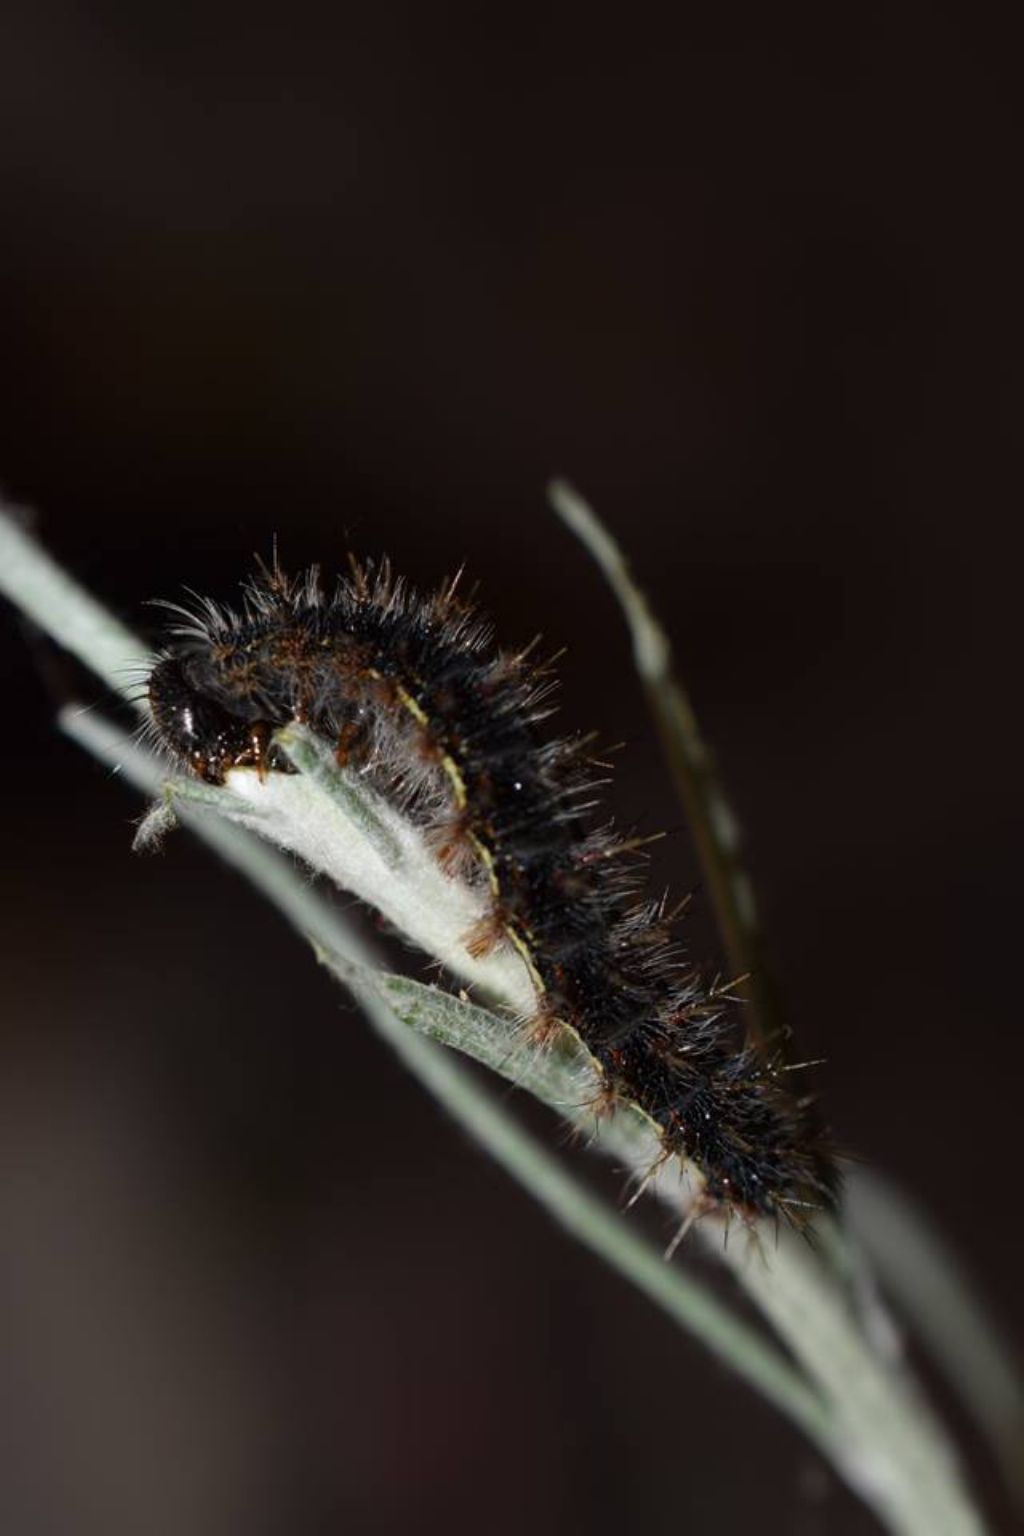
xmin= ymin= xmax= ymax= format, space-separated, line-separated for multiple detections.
xmin=146 ymin=557 xmax=838 ymax=1224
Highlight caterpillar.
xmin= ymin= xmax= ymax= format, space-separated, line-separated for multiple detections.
xmin=145 ymin=556 xmax=839 ymax=1224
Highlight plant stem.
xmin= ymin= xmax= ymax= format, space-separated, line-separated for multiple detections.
xmin=0 ymin=499 xmax=994 ymax=1536
xmin=0 ymin=509 xmax=147 ymax=701
xmin=548 ymin=478 xmax=782 ymax=1054
xmin=62 ymin=703 xmax=833 ymax=1453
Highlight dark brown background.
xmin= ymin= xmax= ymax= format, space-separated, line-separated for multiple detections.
xmin=0 ymin=5 xmax=1020 ymax=1534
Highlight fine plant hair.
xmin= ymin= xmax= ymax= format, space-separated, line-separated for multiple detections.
xmin=0 ymin=486 xmax=1019 ymax=1536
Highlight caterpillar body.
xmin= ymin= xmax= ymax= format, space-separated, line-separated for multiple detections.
xmin=146 ymin=558 xmax=838 ymax=1224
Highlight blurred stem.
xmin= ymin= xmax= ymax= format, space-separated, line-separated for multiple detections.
xmin=548 ymin=478 xmax=780 ymax=1054
xmin=547 ymin=483 xmax=1023 ymax=1509
xmin=0 ymin=506 xmax=148 ymax=702
xmin=847 ymin=1168 xmax=1024 ymax=1506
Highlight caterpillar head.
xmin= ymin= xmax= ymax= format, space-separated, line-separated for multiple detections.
xmin=147 ymin=655 xmax=274 ymax=784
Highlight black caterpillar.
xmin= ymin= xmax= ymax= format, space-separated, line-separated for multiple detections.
xmin=146 ymin=557 xmax=838 ymax=1223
